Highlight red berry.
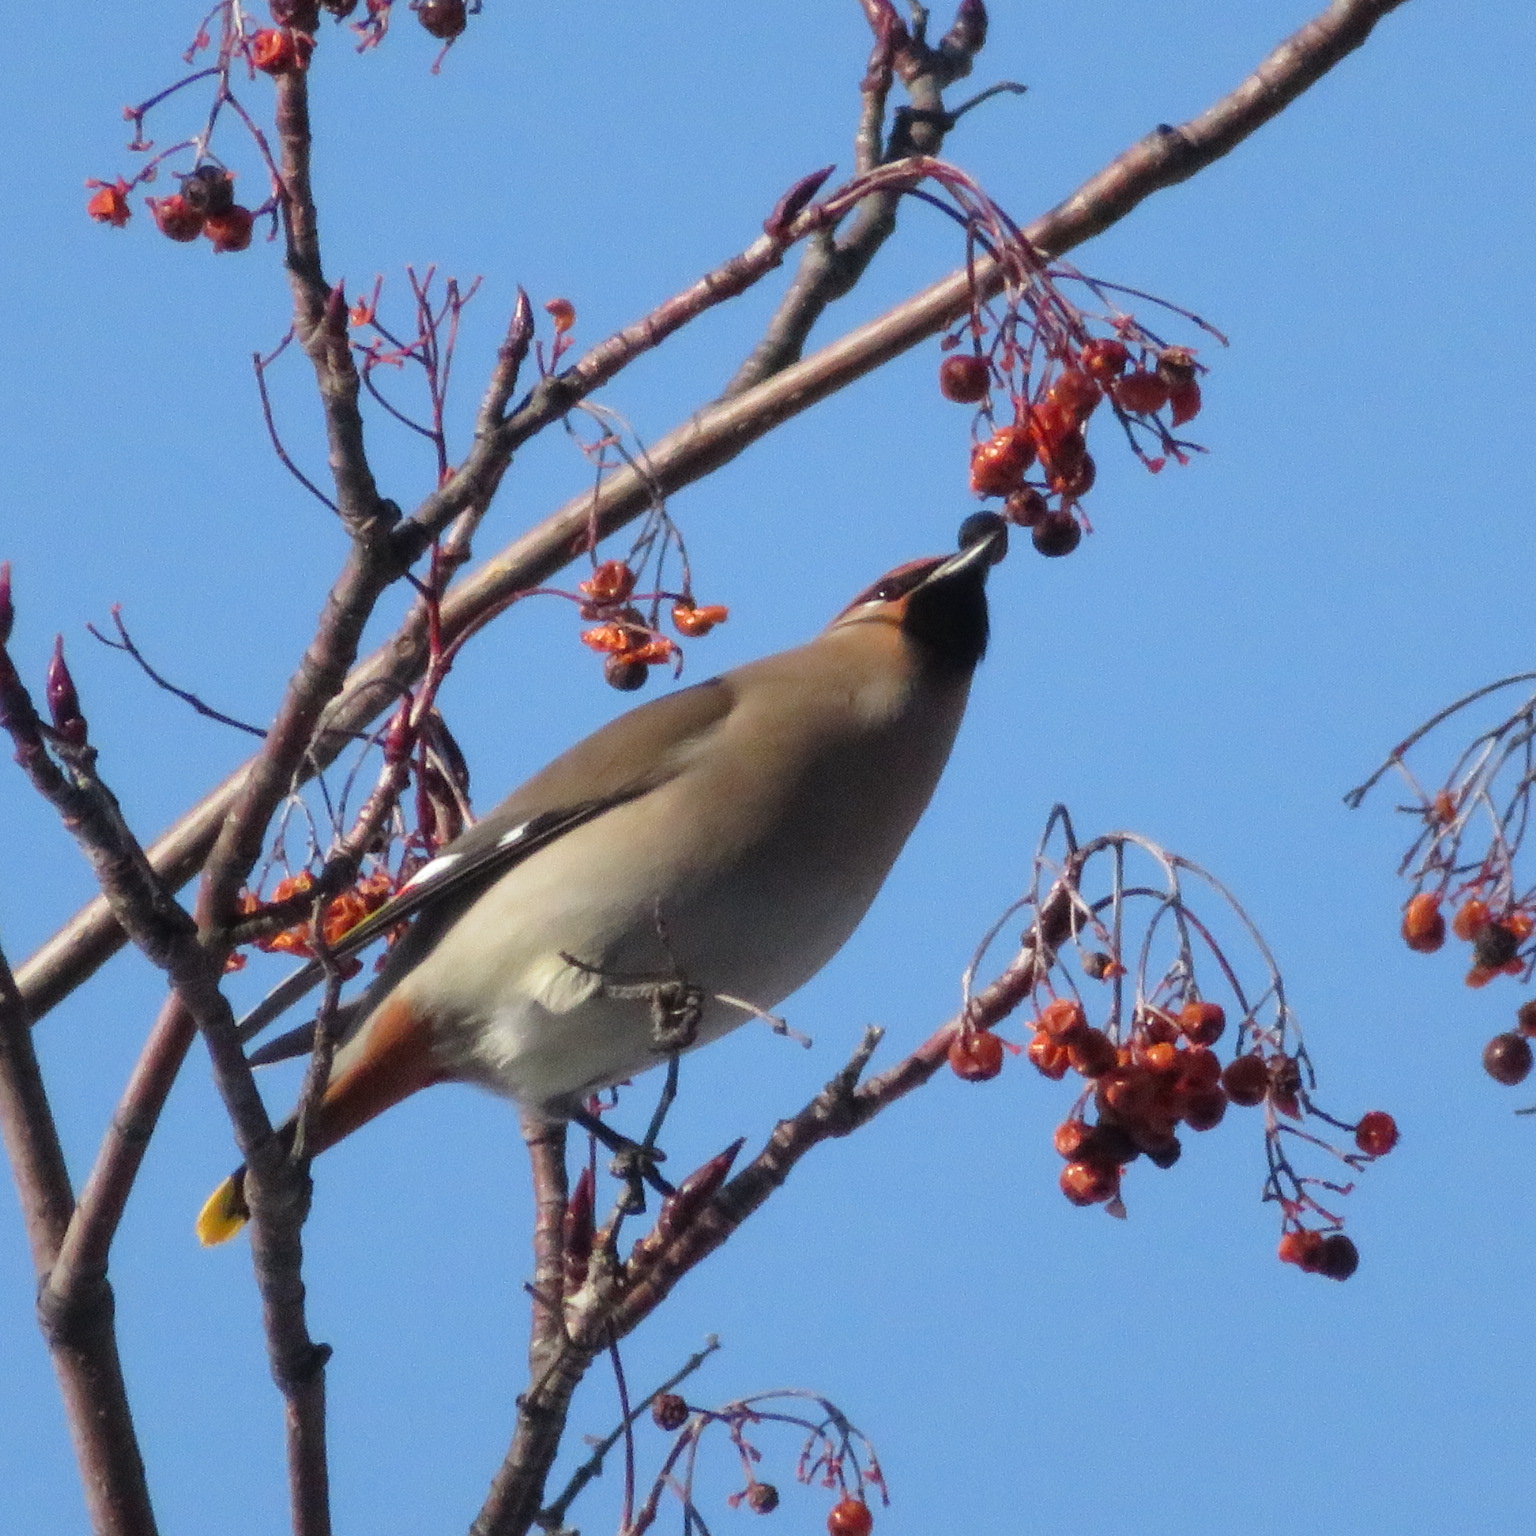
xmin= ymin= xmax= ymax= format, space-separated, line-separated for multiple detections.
xmin=1068 ymin=1027 xmax=1118 ymax=1078
xmin=1517 ymin=999 xmax=1536 ymax=1037
xmin=939 ymin=353 xmax=990 ymax=403
xmin=1002 ymin=487 xmax=1049 ymax=527
xmin=204 ymin=205 xmax=255 ymax=253
xmin=1080 ymin=338 xmax=1130 ymax=383
xmin=1046 ymin=368 xmax=1102 ymax=422
xmin=1051 ymin=451 xmax=1096 ymax=500
xmin=1168 ymin=378 xmax=1202 ymax=426
xmin=1353 ymin=1110 xmax=1399 ymax=1157
xmin=1182 ymin=1089 xmax=1227 ymax=1132
xmin=604 ymin=655 xmax=649 ymax=691
xmin=828 ymin=1496 xmax=874 ymax=1536
xmin=1221 ymin=1054 xmax=1269 ymax=1107
xmin=148 ymin=194 xmax=205 ymax=242
xmin=1177 ymin=1046 xmax=1223 ymax=1093
xmin=415 ymin=0 xmax=468 ymax=39
xmin=948 ymin=1027 xmax=1004 ymax=1082
xmin=1178 ymin=999 xmax=1226 ymax=1046
xmin=1401 ymin=892 xmax=1446 ymax=953
xmin=1060 ymin=1159 xmax=1119 ymax=1207
xmin=1483 ymin=1031 xmax=1533 ymax=1085
xmin=1113 ymin=370 xmax=1169 ymax=415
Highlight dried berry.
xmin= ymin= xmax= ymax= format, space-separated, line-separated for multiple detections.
xmin=651 ymin=1392 xmax=689 ymax=1432
xmin=1002 ymin=487 xmax=1049 ymax=527
xmin=939 ymin=353 xmax=990 ymax=403
xmin=747 ymin=1484 xmax=780 ymax=1514
xmin=86 ymin=178 xmax=132 ymax=228
xmin=1518 ymin=999 xmax=1536 ymax=1037
xmin=969 ymin=427 xmax=1035 ymax=497
xmin=180 ymin=164 xmax=236 ymax=216
xmin=958 ymin=510 xmax=1008 ymax=560
xmin=1080 ymin=338 xmax=1130 ymax=382
xmin=1483 ymin=1031 xmax=1534 ymax=1086
xmin=1031 ymin=510 xmax=1081 ymax=558
xmin=1168 ymin=378 xmax=1202 ymax=426
xmin=604 ymin=655 xmax=649 ymax=692
xmin=251 ymin=27 xmax=312 ymax=73
xmin=1316 ymin=1232 xmax=1360 ymax=1281
xmin=672 ymin=603 xmax=729 ymax=638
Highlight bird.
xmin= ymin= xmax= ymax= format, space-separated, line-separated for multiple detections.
xmin=197 ymin=513 xmax=1006 ymax=1244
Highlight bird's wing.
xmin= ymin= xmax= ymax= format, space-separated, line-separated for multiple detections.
xmin=236 ymin=676 xmax=736 ymax=1046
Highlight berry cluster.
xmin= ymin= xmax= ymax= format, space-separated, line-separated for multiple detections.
xmin=947 ymin=810 xmax=1393 ymax=1276
xmin=1401 ymin=890 xmax=1536 ymax=1086
xmin=232 ymin=868 xmax=396 ymax=976
xmin=944 ymin=336 xmax=1204 ymax=558
xmin=639 ymin=1388 xmax=883 ymax=1535
xmin=575 ymin=559 xmax=728 ymax=692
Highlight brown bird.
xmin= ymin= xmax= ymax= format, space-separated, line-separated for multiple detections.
xmin=199 ymin=515 xmax=1005 ymax=1244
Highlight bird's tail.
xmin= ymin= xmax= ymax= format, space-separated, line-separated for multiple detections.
xmin=197 ymin=1169 xmax=251 ymax=1246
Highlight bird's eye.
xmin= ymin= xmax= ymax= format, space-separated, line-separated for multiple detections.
xmin=843 ymin=559 xmax=940 ymax=611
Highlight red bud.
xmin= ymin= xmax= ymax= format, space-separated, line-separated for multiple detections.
xmin=46 ymin=636 xmax=87 ymax=746
xmin=764 ymin=165 xmax=836 ymax=239
xmin=563 ymin=1166 xmax=596 ymax=1291
xmin=383 ymin=697 xmax=414 ymax=764
xmin=0 ymin=562 xmax=12 ymax=646
xmin=654 ymin=1137 xmax=745 ymax=1244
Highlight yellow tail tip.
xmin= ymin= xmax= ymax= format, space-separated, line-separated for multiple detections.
xmin=196 ymin=1176 xmax=249 ymax=1246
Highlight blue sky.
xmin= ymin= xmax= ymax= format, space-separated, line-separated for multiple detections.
xmin=3 ymin=3 xmax=1535 ymax=1533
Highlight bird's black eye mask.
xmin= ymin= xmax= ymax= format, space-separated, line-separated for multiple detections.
xmin=840 ymin=558 xmax=943 ymax=614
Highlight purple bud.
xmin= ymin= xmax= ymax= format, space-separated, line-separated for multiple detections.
xmin=46 ymin=636 xmax=88 ymax=746
xmin=0 ymin=563 xmax=13 ymax=647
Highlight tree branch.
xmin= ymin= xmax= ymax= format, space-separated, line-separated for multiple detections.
xmin=13 ymin=0 xmax=1411 ymax=1030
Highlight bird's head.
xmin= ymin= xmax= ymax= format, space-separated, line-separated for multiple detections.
xmin=829 ymin=511 xmax=1007 ymax=675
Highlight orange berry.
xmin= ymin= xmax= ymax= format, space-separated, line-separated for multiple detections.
xmin=672 ymin=603 xmax=728 ymax=638
xmin=1026 ymin=1033 xmax=1071 ymax=1080
xmin=948 ymin=1028 xmax=1004 ymax=1082
xmin=827 ymin=1496 xmax=874 ymax=1536
xmin=1354 ymin=1111 xmax=1398 ymax=1157
xmin=1112 ymin=369 xmax=1169 ymax=415
xmin=580 ymin=624 xmax=632 ymax=654
xmin=86 ymin=178 xmax=132 ymax=228
xmin=580 ymin=560 xmax=636 ymax=604
xmin=1278 ymin=1228 xmax=1324 ymax=1270
xmin=1060 ymin=1159 xmax=1119 ymax=1207
xmin=1053 ymin=1118 xmax=1094 ymax=1158
xmin=1401 ymin=892 xmax=1446 ymax=953
xmin=1484 ymin=1031 xmax=1533 ymax=1085
xmin=969 ymin=427 xmax=1035 ymax=497
xmin=939 ymin=353 xmax=990 ymax=403
xmin=1178 ymin=999 xmax=1226 ymax=1046
xmin=1037 ymin=998 xmax=1088 ymax=1040
xmin=1452 ymin=898 xmax=1490 ymax=942
xmin=251 ymin=28 xmax=311 ymax=74
xmin=1141 ymin=1040 xmax=1178 ymax=1074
